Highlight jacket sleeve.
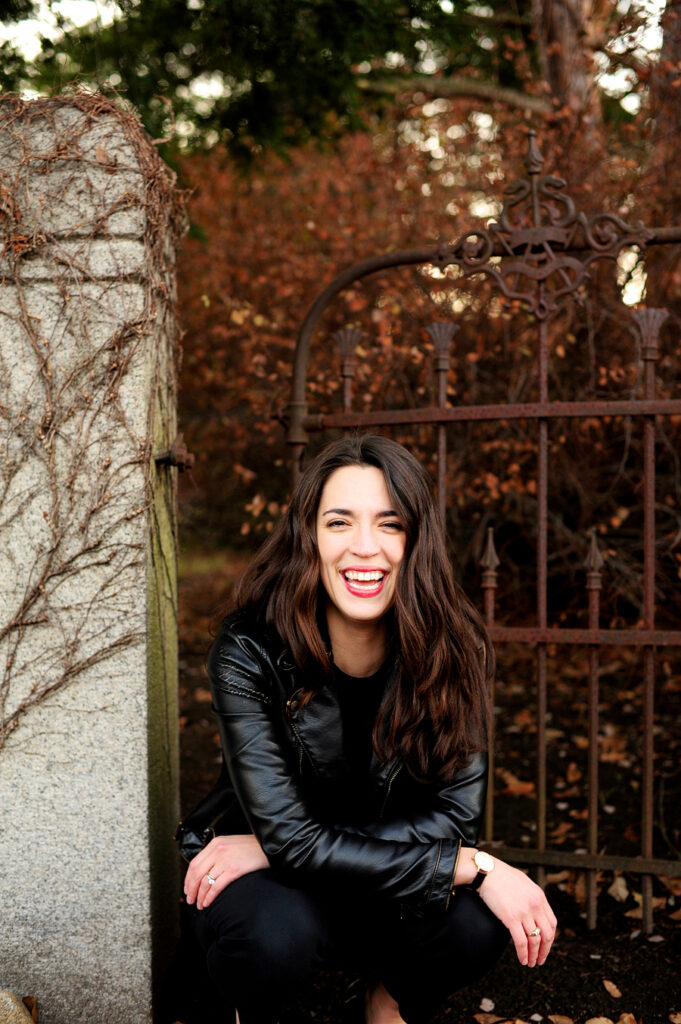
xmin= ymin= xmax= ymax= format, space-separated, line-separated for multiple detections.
xmin=335 ymin=752 xmax=488 ymax=846
xmin=208 ymin=626 xmax=458 ymax=915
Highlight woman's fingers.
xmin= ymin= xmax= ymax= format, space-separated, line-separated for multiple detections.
xmin=509 ymin=914 xmax=555 ymax=968
xmin=536 ymin=908 xmax=558 ymax=965
xmin=524 ymin=921 xmax=543 ymax=968
xmin=478 ymin=859 xmax=557 ymax=967
xmin=196 ymin=866 xmax=228 ymax=910
xmin=183 ymin=846 xmax=212 ymax=904
xmin=524 ymin=909 xmax=557 ymax=967
xmin=508 ymin=920 xmax=530 ymax=966
xmin=183 ymin=834 xmax=270 ymax=910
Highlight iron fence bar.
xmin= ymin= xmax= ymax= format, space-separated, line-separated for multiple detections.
xmin=536 ymin=310 xmax=549 ymax=887
xmin=585 ymin=531 xmax=605 ymax=929
xmin=427 ymin=323 xmax=458 ymax=523
xmin=482 ymin=845 xmax=681 ymax=876
xmin=302 ymin=398 xmax=681 ymax=431
xmin=635 ymin=309 xmax=668 ymax=934
xmin=480 ymin=528 xmax=500 ymax=843
xmin=488 ymin=626 xmax=681 ymax=645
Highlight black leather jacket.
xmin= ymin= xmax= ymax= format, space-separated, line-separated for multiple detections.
xmin=176 ymin=612 xmax=488 ymax=917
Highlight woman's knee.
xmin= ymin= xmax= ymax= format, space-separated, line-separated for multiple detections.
xmin=200 ymin=871 xmax=332 ymax=987
xmin=240 ymin=891 xmax=328 ymax=979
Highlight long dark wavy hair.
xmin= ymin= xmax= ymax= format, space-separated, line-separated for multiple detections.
xmin=235 ymin=434 xmax=493 ymax=782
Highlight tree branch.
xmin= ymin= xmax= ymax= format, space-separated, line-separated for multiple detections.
xmin=358 ymin=75 xmax=552 ymax=116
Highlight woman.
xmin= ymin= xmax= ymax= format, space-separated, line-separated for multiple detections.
xmin=180 ymin=434 xmax=556 ymax=1024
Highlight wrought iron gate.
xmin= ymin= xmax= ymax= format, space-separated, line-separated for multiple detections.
xmin=285 ymin=132 xmax=681 ymax=932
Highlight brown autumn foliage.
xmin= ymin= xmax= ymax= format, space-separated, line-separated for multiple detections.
xmin=175 ymin=4 xmax=681 ymax=628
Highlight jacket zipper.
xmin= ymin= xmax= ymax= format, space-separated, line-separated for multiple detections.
xmin=379 ymin=762 xmax=402 ymax=817
xmin=286 ymin=693 xmax=306 ymax=774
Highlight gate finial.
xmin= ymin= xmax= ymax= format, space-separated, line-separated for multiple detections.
xmin=525 ymin=129 xmax=544 ymax=176
xmin=631 ymin=308 xmax=668 ymax=360
xmin=480 ymin=526 xmax=501 ymax=583
xmin=584 ymin=529 xmax=605 ymax=590
xmin=426 ymin=321 xmax=459 ymax=372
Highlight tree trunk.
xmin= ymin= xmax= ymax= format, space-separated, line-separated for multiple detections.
xmin=531 ymin=0 xmax=602 ymax=126
xmin=644 ymin=0 xmax=681 ymax=311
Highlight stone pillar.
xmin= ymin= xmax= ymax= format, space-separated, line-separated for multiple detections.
xmin=0 ymin=94 xmax=184 ymax=1024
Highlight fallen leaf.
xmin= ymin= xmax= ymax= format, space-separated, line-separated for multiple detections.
xmin=550 ymin=821 xmax=573 ymax=842
xmin=498 ymin=768 xmax=535 ymax=796
xmin=584 ymin=1018 xmax=614 ymax=1024
xmin=615 ymin=1014 xmax=637 ymax=1024
xmin=545 ymin=871 xmax=571 ymax=885
xmin=608 ymin=876 xmax=629 ymax=903
xmin=668 ymin=1014 xmax=681 ymax=1023
xmin=22 ymin=998 xmax=38 ymax=1024
xmin=661 ymin=877 xmax=681 ymax=896
xmin=474 ymin=1015 xmax=503 ymax=1024
xmin=603 ymin=979 xmax=622 ymax=998
xmin=566 ymin=761 xmax=582 ymax=783
xmin=624 ymin=897 xmax=666 ymax=918
xmin=480 ymin=999 xmax=496 ymax=1013
xmin=573 ymin=871 xmax=587 ymax=905
xmin=549 ymin=1017 xmax=574 ymax=1024
xmin=530 ymin=1015 xmax=543 ymax=1022
xmin=668 ymin=907 xmax=681 ymax=921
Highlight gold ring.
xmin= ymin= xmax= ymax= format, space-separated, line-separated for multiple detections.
xmin=527 ymin=927 xmax=541 ymax=937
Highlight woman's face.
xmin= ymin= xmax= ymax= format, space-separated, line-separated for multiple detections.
xmin=315 ymin=464 xmax=406 ymax=628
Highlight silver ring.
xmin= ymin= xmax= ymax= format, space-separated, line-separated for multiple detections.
xmin=206 ymin=873 xmax=216 ymax=885
xmin=527 ymin=927 xmax=541 ymax=937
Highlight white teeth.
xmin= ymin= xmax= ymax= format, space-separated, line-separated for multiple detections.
xmin=344 ymin=570 xmax=385 ymax=582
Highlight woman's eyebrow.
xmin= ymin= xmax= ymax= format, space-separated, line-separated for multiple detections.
xmin=321 ymin=508 xmax=399 ymax=517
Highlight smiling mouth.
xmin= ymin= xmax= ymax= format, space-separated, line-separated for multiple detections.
xmin=341 ymin=569 xmax=387 ymax=596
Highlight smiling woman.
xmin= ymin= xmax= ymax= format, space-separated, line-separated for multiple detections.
xmin=176 ymin=434 xmax=557 ymax=1024
xmin=316 ymin=464 xmax=406 ymax=665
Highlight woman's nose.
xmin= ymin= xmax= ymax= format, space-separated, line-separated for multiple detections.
xmin=350 ymin=524 xmax=379 ymax=557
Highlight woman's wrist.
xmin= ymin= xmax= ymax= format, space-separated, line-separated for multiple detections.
xmin=452 ymin=846 xmax=482 ymax=887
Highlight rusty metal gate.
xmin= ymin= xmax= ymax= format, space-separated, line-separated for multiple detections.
xmin=285 ymin=132 xmax=681 ymax=932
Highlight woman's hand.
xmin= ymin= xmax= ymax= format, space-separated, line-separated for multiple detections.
xmin=184 ymin=833 xmax=270 ymax=910
xmin=477 ymin=858 xmax=557 ymax=967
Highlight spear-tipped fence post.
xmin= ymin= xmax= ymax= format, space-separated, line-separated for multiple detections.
xmin=584 ymin=529 xmax=604 ymax=929
xmin=426 ymin=322 xmax=459 ymax=523
xmin=630 ymin=308 xmax=668 ymax=934
xmin=480 ymin=526 xmax=500 ymax=841
xmin=333 ymin=327 xmax=363 ymax=417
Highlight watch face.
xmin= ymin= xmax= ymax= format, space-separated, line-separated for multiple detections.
xmin=475 ymin=850 xmax=495 ymax=873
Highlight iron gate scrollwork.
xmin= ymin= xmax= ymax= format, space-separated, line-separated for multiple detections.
xmin=286 ymin=132 xmax=681 ymax=932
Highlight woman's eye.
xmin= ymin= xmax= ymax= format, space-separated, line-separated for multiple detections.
xmin=326 ymin=519 xmax=347 ymax=528
xmin=382 ymin=521 xmax=403 ymax=531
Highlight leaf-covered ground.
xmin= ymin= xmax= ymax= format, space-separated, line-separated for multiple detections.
xmin=174 ymin=551 xmax=681 ymax=1024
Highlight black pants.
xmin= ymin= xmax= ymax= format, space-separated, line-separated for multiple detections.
xmin=187 ymin=869 xmax=509 ymax=1024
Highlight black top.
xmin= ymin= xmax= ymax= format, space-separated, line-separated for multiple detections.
xmin=334 ymin=660 xmax=391 ymax=779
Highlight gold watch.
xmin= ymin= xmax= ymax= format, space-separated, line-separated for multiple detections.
xmin=470 ymin=849 xmax=495 ymax=890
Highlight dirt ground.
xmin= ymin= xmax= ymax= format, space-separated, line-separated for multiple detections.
xmin=175 ymin=551 xmax=681 ymax=1024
